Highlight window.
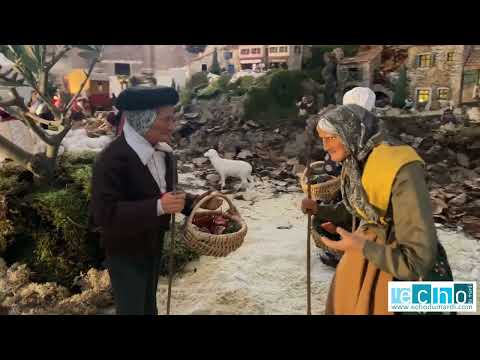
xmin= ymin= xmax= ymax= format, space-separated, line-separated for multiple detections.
xmin=348 ymin=67 xmax=362 ymax=81
xmin=224 ymin=51 xmax=233 ymax=60
xmin=279 ymin=46 xmax=288 ymax=53
xmin=294 ymin=46 xmax=301 ymax=54
xmin=201 ymin=64 xmax=208 ymax=72
xmin=417 ymin=89 xmax=431 ymax=103
xmin=251 ymin=48 xmax=261 ymax=54
xmin=464 ymin=70 xmax=478 ymax=84
xmin=438 ymin=88 xmax=449 ymax=100
xmin=269 ymin=47 xmax=278 ymax=53
xmin=447 ymin=51 xmax=455 ymax=63
xmin=241 ymin=49 xmax=250 ymax=55
xmin=114 ymin=63 xmax=131 ymax=76
xmin=417 ymin=54 xmax=434 ymax=68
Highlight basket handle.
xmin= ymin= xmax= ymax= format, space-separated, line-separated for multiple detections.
xmin=187 ymin=192 xmax=240 ymax=225
xmin=301 ymin=160 xmax=325 ymax=181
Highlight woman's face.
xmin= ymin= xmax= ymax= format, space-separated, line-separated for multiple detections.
xmin=317 ymin=129 xmax=349 ymax=162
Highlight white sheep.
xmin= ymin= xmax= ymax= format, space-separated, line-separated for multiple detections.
xmin=203 ymin=149 xmax=254 ymax=191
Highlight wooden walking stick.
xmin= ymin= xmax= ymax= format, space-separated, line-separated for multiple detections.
xmin=304 ymin=116 xmax=318 ymax=316
xmin=166 ymin=155 xmax=178 ymax=315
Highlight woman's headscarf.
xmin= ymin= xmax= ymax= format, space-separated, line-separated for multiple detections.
xmin=317 ymin=104 xmax=401 ymax=224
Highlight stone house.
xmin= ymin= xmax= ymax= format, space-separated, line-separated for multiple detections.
xmin=401 ymin=45 xmax=480 ymax=108
xmin=266 ymin=45 xmax=304 ymax=70
xmin=238 ymin=45 xmax=267 ymax=70
xmin=336 ymin=46 xmax=391 ymax=104
xmin=188 ymin=45 xmax=240 ymax=75
xmin=405 ymin=45 xmax=466 ymax=108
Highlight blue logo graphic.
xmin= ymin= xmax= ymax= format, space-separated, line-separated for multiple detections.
xmin=388 ymin=281 xmax=476 ymax=312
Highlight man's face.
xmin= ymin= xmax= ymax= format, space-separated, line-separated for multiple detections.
xmin=144 ymin=106 xmax=176 ymax=145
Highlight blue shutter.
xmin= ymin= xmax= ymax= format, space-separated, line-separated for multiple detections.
xmin=415 ymin=55 xmax=420 ymax=67
xmin=431 ymin=54 xmax=436 ymax=67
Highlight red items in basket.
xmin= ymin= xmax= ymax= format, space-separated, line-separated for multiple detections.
xmin=192 ymin=214 xmax=241 ymax=235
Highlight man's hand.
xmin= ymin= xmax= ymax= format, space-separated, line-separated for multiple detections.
xmin=161 ymin=192 xmax=186 ymax=214
xmin=301 ymin=198 xmax=318 ymax=215
xmin=320 ymin=227 xmax=370 ymax=253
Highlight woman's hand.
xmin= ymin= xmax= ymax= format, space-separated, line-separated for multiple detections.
xmin=301 ymin=198 xmax=318 ymax=215
xmin=320 ymin=227 xmax=370 ymax=252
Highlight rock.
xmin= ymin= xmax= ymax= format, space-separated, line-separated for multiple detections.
xmin=272 ymin=169 xmax=290 ymax=180
xmin=259 ymin=170 xmax=270 ymax=177
xmin=6 ymin=263 xmax=31 ymax=288
xmin=448 ymin=193 xmax=467 ymax=207
xmin=457 ymin=153 xmax=470 ymax=168
xmin=468 ymin=140 xmax=480 ymax=150
xmin=385 ymin=108 xmax=402 ymax=117
xmin=180 ymin=164 xmax=194 ymax=173
xmin=431 ymin=197 xmax=448 ymax=215
xmin=242 ymin=192 xmax=259 ymax=202
xmin=400 ymin=133 xmax=415 ymax=144
xmin=192 ymin=157 xmax=208 ymax=167
xmin=461 ymin=216 xmax=480 ymax=239
xmin=428 ymin=163 xmax=449 ymax=173
xmin=246 ymin=120 xmax=259 ymax=128
xmin=466 ymin=107 xmax=480 ymax=122
xmin=184 ymin=112 xmax=199 ymax=120
xmin=293 ymin=164 xmax=306 ymax=176
xmin=206 ymin=174 xmax=220 ymax=184
xmin=237 ymin=150 xmax=254 ymax=159
xmin=453 ymin=107 xmax=463 ymax=117
xmin=0 ymin=257 xmax=6 ymax=277
xmin=224 ymin=152 xmax=235 ymax=160
xmin=287 ymin=158 xmax=299 ymax=166
xmin=287 ymin=186 xmax=300 ymax=192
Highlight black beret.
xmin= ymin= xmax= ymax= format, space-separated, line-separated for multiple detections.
xmin=115 ymin=86 xmax=179 ymax=111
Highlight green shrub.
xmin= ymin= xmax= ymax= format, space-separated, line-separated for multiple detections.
xmin=180 ymin=87 xmax=193 ymax=106
xmin=244 ymin=87 xmax=272 ymax=119
xmin=269 ymin=70 xmax=302 ymax=107
xmin=187 ymin=72 xmax=208 ymax=90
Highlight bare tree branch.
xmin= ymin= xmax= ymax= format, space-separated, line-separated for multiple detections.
xmin=46 ymin=45 xmax=71 ymax=70
xmin=28 ymin=80 xmax=62 ymax=120
xmin=3 ymin=89 xmax=59 ymax=146
xmin=52 ymin=121 xmax=72 ymax=144
xmin=41 ymin=45 xmax=47 ymax=66
xmin=64 ymin=55 xmax=99 ymax=115
xmin=23 ymin=114 xmax=58 ymax=146
xmin=0 ymin=66 xmax=26 ymax=87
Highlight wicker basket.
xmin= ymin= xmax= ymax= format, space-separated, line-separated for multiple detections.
xmin=300 ymin=161 xmax=341 ymax=201
xmin=311 ymin=226 xmax=344 ymax=256
xmin=183 ymin=192 xmax=247 ymax=257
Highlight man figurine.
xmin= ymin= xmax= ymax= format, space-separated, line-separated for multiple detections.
xmin=90 ymin=86 xmax=221 ymax=315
